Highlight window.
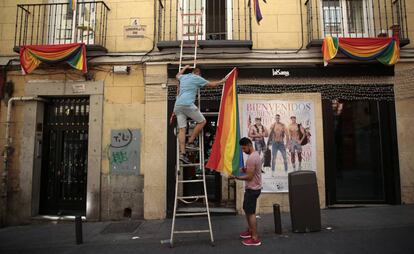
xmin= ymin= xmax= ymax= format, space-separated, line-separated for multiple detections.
xmin=179 ymin=0 xmax=232 ymax=40
xmin=321 ymin=0 xmax=373 ymax=37
xmin=48 ymin=0 xmax=96 ymax=45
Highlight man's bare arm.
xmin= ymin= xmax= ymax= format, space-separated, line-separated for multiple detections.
xmin=300 ymin=126 xmax=306 ymax=142
xmin=206 ymin=77 xmax=226 ymax=88
xmin=248 ymin=127 xmax=255 ymax=139
xmin=235 ymin=167 xmax=254 ymax=181
xmin=176 ymin=65 xmax=190 ymax=80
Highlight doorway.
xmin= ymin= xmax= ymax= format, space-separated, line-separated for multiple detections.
xmin=39 ymin=97 xmax=89 ymax=215
xmin=167 ymin=96 xmax=236 ymax=217
xmin=323 ymin=99 xmax=400 ymax=205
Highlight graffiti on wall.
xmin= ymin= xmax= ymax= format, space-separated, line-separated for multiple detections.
xmin=108 ymin=129 xmax=141 ymax=175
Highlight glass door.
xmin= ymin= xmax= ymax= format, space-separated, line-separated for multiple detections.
xmin=48 ymin=0 xmax=74 ymax=44
xmin=179 ymin=0 xmax=206 ymax=40
xmin=76 ymin=0 xmax=97 ymax=44
xmin=324 ymin=99 xmax=400 ymax=205
xmin=321 ymin=0 xmax=372 ymax=37
xmin=333 ymin=100 xmax=384 ymax=201
xmin=48 ymin=0 xmax=96 ymax=44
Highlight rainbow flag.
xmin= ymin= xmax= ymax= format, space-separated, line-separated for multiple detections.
xmin=69 ymin=0 xmax=77 ymax=12
xmin=20 ymin=43 xmax=87 ymax=74
xmin=206 ymin=68 xmax=244 ymax=176
xmin=253 ymin=0 xmax=263 ymax=24
xmin=322 ymin=36 xmax=400 ymax=66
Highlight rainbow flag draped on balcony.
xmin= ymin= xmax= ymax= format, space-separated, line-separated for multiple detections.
xmin=322 ymin=36 xmax=400 ymax=66
xmin=20 ymin=43 xmax=87 ymax=74
xmin=206 ymin=68 xmax=244 ymax=176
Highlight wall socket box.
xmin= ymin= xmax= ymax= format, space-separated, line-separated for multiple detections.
xmin=113 ymin=66 xmax=130 ymax=74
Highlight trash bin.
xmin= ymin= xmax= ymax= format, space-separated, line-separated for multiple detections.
xmin=288 ymin=170 xmax=321 ymax=233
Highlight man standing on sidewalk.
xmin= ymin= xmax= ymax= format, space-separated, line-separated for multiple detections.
xmin=175 ymin=65 xmax=226 ymax=163
xmin=233 ymin=137 xmax=262 ymax=246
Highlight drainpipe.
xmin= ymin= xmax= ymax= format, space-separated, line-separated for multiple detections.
xmin=1 ymin=96 xmax=47 ymax=225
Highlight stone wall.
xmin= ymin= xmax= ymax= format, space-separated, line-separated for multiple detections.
xmin=395 ymin=63 xmax=414 ymax=204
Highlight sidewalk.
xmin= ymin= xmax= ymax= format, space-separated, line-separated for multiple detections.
xmin=0 ymin=205 xmax=414 ymax=254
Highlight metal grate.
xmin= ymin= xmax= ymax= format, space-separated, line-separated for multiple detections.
xmin=14 ymin=1 xmax=110 ymax=51
xmin=305 ymin=0 xmax=409 ymax=46
xmin=40 ymin=97 xmax=90 ymax=214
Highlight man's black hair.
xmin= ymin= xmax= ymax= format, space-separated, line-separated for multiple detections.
xmin=239 ymin=137 xmax=252 ymax=146
xmin=192 ymin=67 xmax=201 ymax=73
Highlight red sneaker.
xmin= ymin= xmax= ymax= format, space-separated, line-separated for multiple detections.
xmin=242 ymin=238 xmax=262 ymax=246
xmin=239 ymin=230 xmax=252 ymax=239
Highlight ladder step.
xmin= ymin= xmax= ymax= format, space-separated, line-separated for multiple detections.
xmin=178 ymin=195 xmax=206 ymax=199
xmin=174 ymin=230 xmax=210 ymax=234
xmin=178 ymin=179 xmax=204 ymax=183
xmin=180 ymin=163 xmax=201 ymax=167
xmin=176 ymin=212 xmax=208 ymax=217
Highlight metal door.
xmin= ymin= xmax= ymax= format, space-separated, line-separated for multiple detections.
xmin=40 ymin=97 xmax=89 ymax=215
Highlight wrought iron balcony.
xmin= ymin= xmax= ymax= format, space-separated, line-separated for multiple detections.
xmin=305 ymin=0 xmax=410 ymax=47
xmin=14 ymin=1 xmax=110 ymax=53
xmin=157 ymin=0 xmax=253 ymax=49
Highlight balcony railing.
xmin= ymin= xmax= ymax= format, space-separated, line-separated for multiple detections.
xmin=305 ymin=0 xmax=409 ymax=47
xmin=157 ymin=0 xmax=253 ymax=49
xmin=14 ymin=1 xmax=110 ymax=52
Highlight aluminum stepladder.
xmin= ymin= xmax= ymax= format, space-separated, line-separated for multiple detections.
xmin=169 ymin=7 xmax=214 ymax=248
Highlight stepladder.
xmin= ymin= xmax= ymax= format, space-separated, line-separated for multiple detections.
xmin=169 ymin=92 xmax=215 ymax=248
xmin=167 ymin=6 xmax=214 ymax=247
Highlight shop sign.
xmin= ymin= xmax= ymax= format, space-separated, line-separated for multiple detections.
xmin=272 ymin=69 xmax=290 ymax=77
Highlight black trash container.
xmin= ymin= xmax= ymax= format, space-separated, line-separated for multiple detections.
xmin=288 ymin=170 xmax=321 ymax=233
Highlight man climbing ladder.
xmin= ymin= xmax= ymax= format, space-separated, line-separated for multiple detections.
xmin=174 ymin=65 xmax=227 ymax=164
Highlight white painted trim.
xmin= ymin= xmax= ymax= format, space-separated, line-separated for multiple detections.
xmin=226 ymin=0 xmax=233 ymax=40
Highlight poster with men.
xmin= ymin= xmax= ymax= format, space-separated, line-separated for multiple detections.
xmin=242 ymin=99 xmax=316 ymax=192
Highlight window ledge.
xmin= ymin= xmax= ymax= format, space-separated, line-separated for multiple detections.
xmin=157 ymin=40 xmax=253 ymax=50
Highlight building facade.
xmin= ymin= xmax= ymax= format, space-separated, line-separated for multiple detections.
xmin=0 ymin=0 xmax=413 ymax=226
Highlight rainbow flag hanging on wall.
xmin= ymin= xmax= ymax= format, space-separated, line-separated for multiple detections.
xmin=20 ymin=43 xmax=87 ymax=74
xmin=322 ymin=36 xmax=400 ymax=66
xmin=206 ymin=68 xmax=244 ymax=176
xmin=252 ymin=0 xmax=267 ymax=24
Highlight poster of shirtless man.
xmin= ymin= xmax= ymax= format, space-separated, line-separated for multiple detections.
xmin=242 ymin=100 xmax=316 ymax=192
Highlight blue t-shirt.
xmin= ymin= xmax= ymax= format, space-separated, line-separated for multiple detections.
xmin=175 ymin=73 xmax=208 ymax=106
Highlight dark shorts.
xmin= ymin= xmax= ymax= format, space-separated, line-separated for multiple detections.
xmin=243 ymin=189 xmax=261 ymax=215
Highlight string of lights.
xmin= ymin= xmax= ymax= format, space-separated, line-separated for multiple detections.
xmin=167 ymin=84 xmax=395 ymax=101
